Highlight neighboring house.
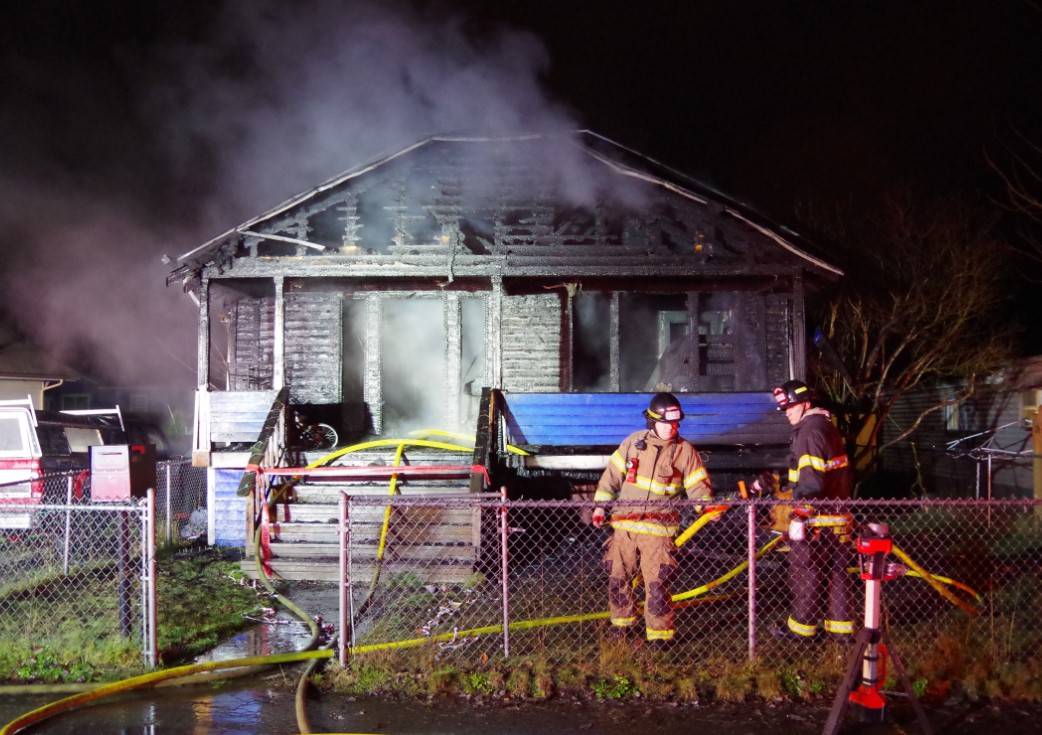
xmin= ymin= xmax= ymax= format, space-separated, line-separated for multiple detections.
xmin=0 ymin=323 xmax=79 ymax=409
xmin=0 ymin=322 xmax=192 ymax=458
xmin=880 ymin=356 xmax=1042 ymax=499
xmin=168 ymin=131 xmax=844 ymax=563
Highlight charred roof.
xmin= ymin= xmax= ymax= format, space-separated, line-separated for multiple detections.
xmin=170 ymin=131 xmax=841 ymax=289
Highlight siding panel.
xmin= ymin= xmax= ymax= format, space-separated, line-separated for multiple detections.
xmin=501 ymin=294 xmax=561 ymax=391
xmin=285 ymin=292 xmax=342 ymax=404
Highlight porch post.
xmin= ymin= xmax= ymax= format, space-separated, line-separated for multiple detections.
xmin=273 ymin=276 xmax=285 ymax=391
xmin=791 ymin=272 xmax=806 ymax=380
xmin=363 ymin=294 xmax=383 ymax=434
xmin=488 ymin=276 xmax=503 ymax=389
xmin=197 ymin=274 xmax=210 ymax=390
xmin=609 ymin=291 xmax=620 ymax=391
xmin=445 ymin=293 xmax=462 ymax=429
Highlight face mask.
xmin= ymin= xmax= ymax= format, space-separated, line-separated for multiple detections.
xmin=654 ymin=421 xmax=678 ymax=440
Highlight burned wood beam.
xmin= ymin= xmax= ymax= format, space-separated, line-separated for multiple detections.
xmin=686 ymin=292 xmax=701 ymax=390
xmin=488 ymin=276 xmax=502 ymax=389
xmin=791 ymin=273 xmax=806 ymax=380
xmin=444 ymin=293 xmax=462 ymax=429
xmin=197 ymin=274 xmax=210 ymax=390
xmin=609 ymin=291 xmax=620 ymax=391
xmin=363 ymin=294 xmax=382 ymax=434
xmin=207 ymin=256 xmax=802 ymax=280
xmin=236 ymin=229 xmax=328 ymax=252
xmin=563 ymin=284 xmax=574 ymax=392
xmin=273 ymin=277 xmax=285 ymax=391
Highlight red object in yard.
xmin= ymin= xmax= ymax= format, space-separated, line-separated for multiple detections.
xmin=259 ymin=502 xmax=274 ymax=578
xmin=72 ymin=470 xmax=89 ymax=501
xmin=90 ymin=444 xmax=156 ymax=502
xmin=848 ymin=641 xmax=889 ymax=712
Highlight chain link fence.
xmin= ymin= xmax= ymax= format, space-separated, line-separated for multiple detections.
xmin=337 ymin=495 xmax=1042 ymax=678
xmin=154 ymin=460 xmax=208 ymax=548
xmin=0 ymin=461 xmax=205 ymax=673
xmin=0 ymin=471 xmax=152 ymax=671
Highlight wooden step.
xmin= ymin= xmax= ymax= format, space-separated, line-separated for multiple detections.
xmin=250 ymin=541 xmax=478 ymax=563
xmin=267 ymin=521 xmax=479 ymax=545
xmin=271 ymin=504 xmax=480 ymax=525
xmin=240 ymin=558 xmax=478 ymax=584
xmin=297 ymin=448 xmax=475 ymax=466
xmin=291 ymin=484 xmax=472 ymax=502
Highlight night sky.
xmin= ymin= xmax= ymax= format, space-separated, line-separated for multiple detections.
xmin=2 ymin=1 xmax=1040 ymax=386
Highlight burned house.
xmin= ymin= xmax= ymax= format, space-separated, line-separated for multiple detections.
xmin=170 ymin=132 xmax=842 ymax=574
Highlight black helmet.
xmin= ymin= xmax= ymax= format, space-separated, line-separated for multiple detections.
xmin=645 ymin=392 xmax=685 ymax=426
xmin=772 ymin=380 xmax=813 ymax=411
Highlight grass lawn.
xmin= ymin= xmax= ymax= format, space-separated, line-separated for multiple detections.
xmin=0 ymin=549 xmax=266 ymax=683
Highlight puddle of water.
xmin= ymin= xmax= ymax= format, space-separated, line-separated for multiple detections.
xmin=194 ymin=611 xmax=313 ymax=664
xmin=0 ymin=678 xmax=301 ymax=734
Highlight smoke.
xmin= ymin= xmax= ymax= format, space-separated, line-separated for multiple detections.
xmin=0 ymin=0 xmax=586 ymax=389
xmin=0 ymin=183 xmax=199 ymax=386
xmin=145 ymin=0 xmax=583 ymax=226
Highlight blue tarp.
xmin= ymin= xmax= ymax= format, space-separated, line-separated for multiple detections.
xmin=502 ymin=392 xmax=789 ymax=447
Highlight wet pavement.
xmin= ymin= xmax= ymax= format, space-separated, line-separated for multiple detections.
xmin=5 ymin=683 xmax=1042 ymax=734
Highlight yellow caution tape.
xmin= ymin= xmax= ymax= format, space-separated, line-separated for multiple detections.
xmin=891 ymin=544 xmax=980 ymax=616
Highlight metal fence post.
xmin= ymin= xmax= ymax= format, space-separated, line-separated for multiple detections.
xmin=165 ymin=462 xmax=172 ymax=546
xmin=339 ymin=491 xmax=349 ymax=668
xmin=747 ymin=500 xmax=758 ymax=661
xmin=142 ymin=488 xmax=158 ymax=668
xmin=63 ymin=475 xmax=73 ymax=574
xmin=500 ymin=486 xmax=510 ymax=659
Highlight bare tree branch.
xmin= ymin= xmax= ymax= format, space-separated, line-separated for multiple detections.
xmin=805 ymin=194 xmax=1012 ymax=488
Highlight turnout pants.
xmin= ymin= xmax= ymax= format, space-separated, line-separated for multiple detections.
xmin=603 ymin=530 xmax=678 ymax=640
xmin=787 ymin=531 xmax=854 ymax=637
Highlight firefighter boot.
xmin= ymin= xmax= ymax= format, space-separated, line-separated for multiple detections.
xmin=771 ymin=619 xmax=822 ymax=644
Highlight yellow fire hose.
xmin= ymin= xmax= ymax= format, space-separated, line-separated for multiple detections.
xmin=352 ymin=441 xmax=407 ymax=622
xmin=0 ymin=649 xmax=330 ymax=735
xmin=305 ymin=435 xmax=528 ymax=471
xmin=375 ymin=442 xmax=407 ymax=563
xmin=674 ymin=506 xmax=728 ymax=547
xmin=673 ymin=535 xmax=785 ymax=603
xmin=408 ymin=428 xmax=531 ymax=456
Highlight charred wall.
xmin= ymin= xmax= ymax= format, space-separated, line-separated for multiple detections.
xmin=230 ymin=297 xmax=274 ymax=390
xmin=501 ymin=293 xmax=562 ymax=391
xmin=285 ymin=292 xmax=342 ymax=404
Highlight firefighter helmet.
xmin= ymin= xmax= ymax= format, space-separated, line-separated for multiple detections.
xmin=644 ymin=392 xmax=685 ymax=426
xmin=772 ymin=380 xmax=813 ymax=411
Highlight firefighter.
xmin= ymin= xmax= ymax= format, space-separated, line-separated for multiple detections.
xmin=592 ymin=392 xmax=713 ymax=645
xmin=769 ymin=379 xmax=855 ymax=642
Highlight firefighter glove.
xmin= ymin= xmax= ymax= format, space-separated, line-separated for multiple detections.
xmin=591 ymin=507 xmax=606 ymax=528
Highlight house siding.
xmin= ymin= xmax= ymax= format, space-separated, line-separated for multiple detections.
xmin=501 ymin=294 xmax=562 ymax=392
xmin=212 ymin=468 xmax=246 ymax=546
xmin=285 ymin=292 xmax=342 ymax=404
xmin=765 ymin=293 xmax=792 ymax=386
xmin=882 ymin=383 xmax=1034 ymax=498
xmin=231 ymin=298 xmax=274 ymax=390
